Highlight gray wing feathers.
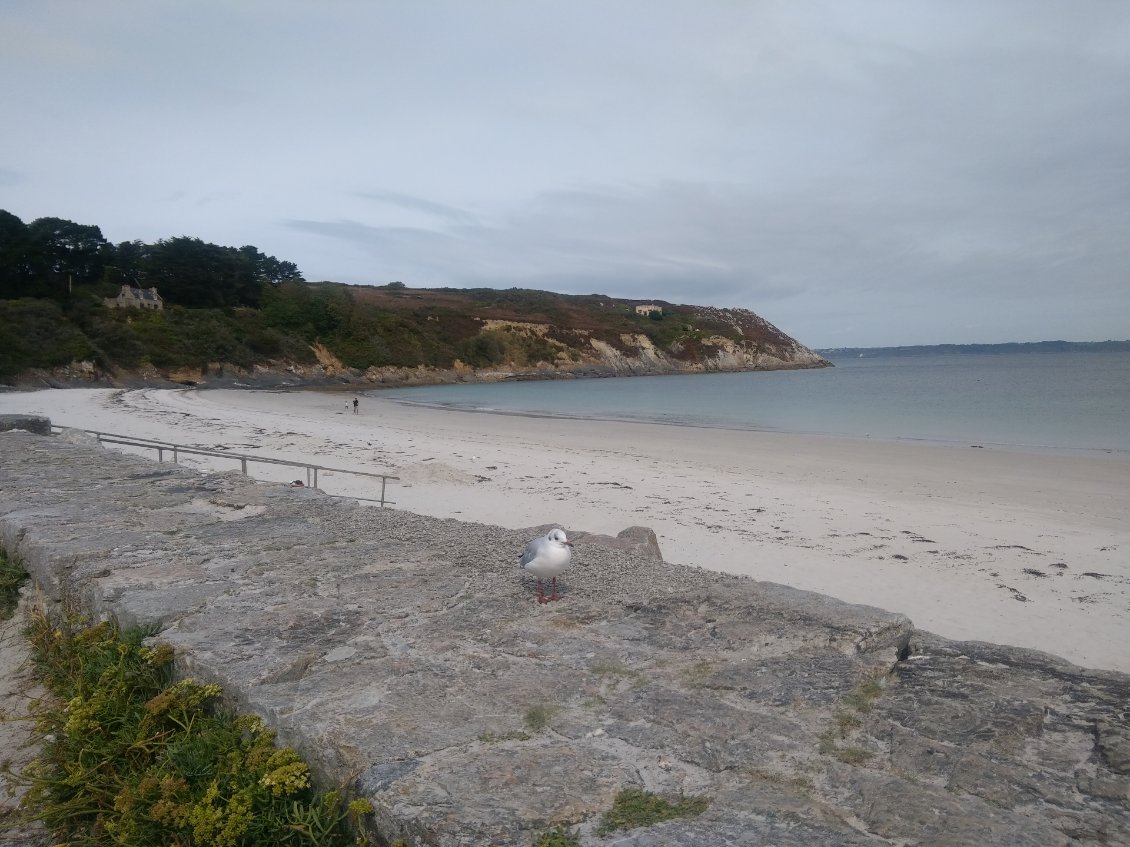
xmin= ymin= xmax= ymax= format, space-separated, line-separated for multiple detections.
xmin=518 ymin=537 xmax=542 ymax=568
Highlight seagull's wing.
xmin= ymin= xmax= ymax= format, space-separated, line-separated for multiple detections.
xmin=518 ymin=536 xmax=544 ymax=568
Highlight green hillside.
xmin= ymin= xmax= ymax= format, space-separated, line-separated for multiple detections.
xmin=0 ymin=209 xmax=804 ymax=384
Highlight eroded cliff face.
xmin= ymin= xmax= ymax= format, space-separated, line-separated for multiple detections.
xmin=18 ymin=306 xmax=830 ymax=389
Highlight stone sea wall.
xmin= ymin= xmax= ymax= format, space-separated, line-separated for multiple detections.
xmin=0 ymin=425 xmax=1127 ymax=845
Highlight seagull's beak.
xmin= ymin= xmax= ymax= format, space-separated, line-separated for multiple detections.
xmin=565 ymin=541 xmax=574 ymax=547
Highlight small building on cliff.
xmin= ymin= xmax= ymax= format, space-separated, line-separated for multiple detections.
xmin=635 ymin=303 xmax=662 ymax=316
xmin=105 ymin=285 xmax=164 ymax=311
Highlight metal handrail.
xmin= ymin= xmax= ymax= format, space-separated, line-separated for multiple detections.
xmin=51 ymin=426 xmax=398 ymax=507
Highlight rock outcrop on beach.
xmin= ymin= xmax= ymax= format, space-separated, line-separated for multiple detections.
xmin=2 ymin=430 xmax=1126 ymax=846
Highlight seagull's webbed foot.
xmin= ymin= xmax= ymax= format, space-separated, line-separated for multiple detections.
xmin=548 ymin=576 xmax=561 ymax=602
xmin=536 ymin=579 xmax=550 ymax=604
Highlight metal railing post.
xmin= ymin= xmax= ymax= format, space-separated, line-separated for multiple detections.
xmin=241 ymin=458 xmax=247 ymax=475
xmin=381 ymin=476 xmax=388 ymax=507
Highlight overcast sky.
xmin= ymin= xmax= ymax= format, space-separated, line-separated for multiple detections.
xmin=3 ymin=1 xmax=1128 ymax=347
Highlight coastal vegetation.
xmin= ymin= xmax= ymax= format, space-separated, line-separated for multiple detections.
xmin=0 ymin=547 xmax=28 ymax=619
xmin=15 ymin=605 xmax=372 ymax=846
xmin=0 ymin=209 xmax=808 ymax=383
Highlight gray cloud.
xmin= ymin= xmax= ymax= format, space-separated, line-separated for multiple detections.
xmin=0 ymin=167 xmax=24 ymax=187
xmin=354 ymin=191 xmax=479 ymax=226
xmin=3 ymin=1 xmax=1128 ymax=345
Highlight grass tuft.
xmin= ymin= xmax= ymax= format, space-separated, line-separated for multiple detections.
xmin=534 ymin=826 xmax=581 ymax=846
xmin=596 ymin=787 xmax=711 ymax=835
xmin=524 ymin=704 xmax=560 ymax=732
xmin=818 ymin=668 xmax=889 ymax=766
xmin=0 ymin=547 xmax=29 ymax=620
xmin=679 ymin=660 xmax=715 ymax=689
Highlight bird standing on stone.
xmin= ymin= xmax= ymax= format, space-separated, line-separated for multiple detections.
xmin=519 ymin=528 xmax=573 ymax=603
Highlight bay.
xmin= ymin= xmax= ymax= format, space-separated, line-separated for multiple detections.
xmin=375 ymin=351 xmax=1130 ymax=455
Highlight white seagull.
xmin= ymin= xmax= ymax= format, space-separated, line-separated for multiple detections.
xmin=519 ymin=528 xmax=574 ymax=604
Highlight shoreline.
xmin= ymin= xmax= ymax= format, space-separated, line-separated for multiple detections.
xmin=376 ymin=393 xmax=1130 ymax=461
xmin=1 ymin=386 xmax=1127 ymax=673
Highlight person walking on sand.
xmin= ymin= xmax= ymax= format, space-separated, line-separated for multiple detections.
xmin=352 ymin=397 xmax=359 ymax=414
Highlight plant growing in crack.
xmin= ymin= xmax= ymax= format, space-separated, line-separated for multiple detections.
xmin=533 ymin=826 xmax=581 ymax=846
xmin=0 ymin=547 xmax=29 ymax=620
xmin=819 ymin=668 xmax=890 ymax=766
xmin=595 ymin=788 xmax=711 ymax=835
xmin=524 ymin=704 xmax=560 ymax=732
xmin=679 ymin=659 xmax=716 ymax=689
xmin=590 ymin=661 xmax=647 ymax=689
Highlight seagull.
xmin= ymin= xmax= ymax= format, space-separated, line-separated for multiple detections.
xmin=519 ymin=528 xmax=574 ymax=604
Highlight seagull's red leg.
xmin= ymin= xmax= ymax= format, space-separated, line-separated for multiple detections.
xmin=549 ymin=576 xmax=560 ymax=602
xmin=536 ymin=579 xmax=549 ymax=604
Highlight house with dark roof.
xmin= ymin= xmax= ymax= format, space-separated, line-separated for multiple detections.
xmin=105 ymin=285 xmax=164 ymax=311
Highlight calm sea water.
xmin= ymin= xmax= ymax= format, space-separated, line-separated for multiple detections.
xmin=375 ymin=352 xmax=1130 ymax=455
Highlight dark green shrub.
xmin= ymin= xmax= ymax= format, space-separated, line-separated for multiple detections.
xmin=21 ymin=611 xmax=372 ymax=846
xmin=0 ymin=298 xmax=96 ymax=379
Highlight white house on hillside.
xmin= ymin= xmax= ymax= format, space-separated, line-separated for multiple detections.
xmin=635 ymin=303 xmax=662 ymax=316
xmin=105 ymin=285 xmax=164 ymax=311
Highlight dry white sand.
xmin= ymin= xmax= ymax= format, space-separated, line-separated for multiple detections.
xmin=3 ymin=387 xmax=1128 ymax=673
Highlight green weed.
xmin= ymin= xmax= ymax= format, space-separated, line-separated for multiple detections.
xmin=533 ymin=826 xmax=581 ymax=846
xmin=590 ymin=661 xmax=647 ymax=689
xmin=0 ymin=547 xmax=28 ymax=620
xmin=524 ymin=704 xmax=560 ymax=732
xmin=596 ymin=787 xmax=711 ymax=835
xmin=818 ymin=669 xmax=888 ymax=766
xmin=679 ymin=660 xmax=715 ymax=689
xmin=832 ymin=746 xmax=874 ymax=765
xmin=589 ymin=661 xmax=635 ymax=677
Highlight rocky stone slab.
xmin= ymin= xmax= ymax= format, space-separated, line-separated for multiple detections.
xmin=0 ymin=414 xmax=50 ymax=435
xmin=0 ymin=430 xmax=1127 ymax=845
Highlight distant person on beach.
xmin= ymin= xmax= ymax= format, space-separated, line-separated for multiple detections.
xmin=352 ymin=397 xmax=359 ymax=414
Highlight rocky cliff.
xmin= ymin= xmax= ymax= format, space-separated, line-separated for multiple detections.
xmin=1 ymin=426 xmax=1127 ymax=846
xmin=13 ymin=296 xmax=830 ymax=390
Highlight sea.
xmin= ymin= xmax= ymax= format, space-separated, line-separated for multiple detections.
xmin=375 ymin=351 xmax=1130 ymax=456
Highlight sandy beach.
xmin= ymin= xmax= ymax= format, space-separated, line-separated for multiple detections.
xmin=2 ymin=386 xmax=1127 ymax=673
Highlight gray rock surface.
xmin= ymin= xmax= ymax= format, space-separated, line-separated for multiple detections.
xmin=0 ymin=595 xmax=52 ymax=847
xmin=0 ymin=431 xmax=1127 ymax=846
xmin=0 ymin=414 xmax=50 ymax=435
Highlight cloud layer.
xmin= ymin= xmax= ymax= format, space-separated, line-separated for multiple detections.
xmin=2 ymin=1 xmax=1128 ymax=345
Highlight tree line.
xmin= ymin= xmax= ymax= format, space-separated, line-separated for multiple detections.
xmin=1 ymin=209 xmax=726 ymax=383
xmin=0 ymin=210 xmax=302 ymax=308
